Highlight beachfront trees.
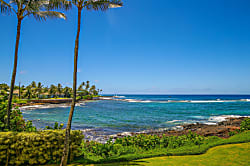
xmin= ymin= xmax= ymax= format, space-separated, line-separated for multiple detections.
xmin=49 ymin=84 xmax=57 ymax=98
xmin=0 ymin=81 xmax=98 ymax=100
xmin=24 ymin=86 xmax=32 ymax=99
xmin=57 ymin=83 xmax=63 ymax=96
xmin=37 ymin=82 xmax=43 ymax=98
xmin=48 ymin=1 xmax=123 ymax=165
xmin=63 ymin=86 xmax=72 ymax=98
xmin=31 ymin=81 xmax=36 ymax=89
xmin=0 ymin=0 xmax=66 ymax=129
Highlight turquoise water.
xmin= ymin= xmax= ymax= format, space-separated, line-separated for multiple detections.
xmin=22 ymin=95 xmax=250 ymax=136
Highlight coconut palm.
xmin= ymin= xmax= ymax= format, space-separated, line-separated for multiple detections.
xmin=49 ymin=1 xmax=123 ymax=165
xmin=85 ymin=80 xmax=90 ymax=91
xmin=24 ymin=86 xmax=32 ymax=99
xmin=63 ymin=86 xmax=72 ymax=98
xmin=57 ymin=83 xmax=63 ymax=96
xmin=77 ymin=81 xmax=85 ymax=91
xmin=36 ymin=82 xmax=43 ymax=98
xmin=0 ymin=0 xmax=66 ymax=129
xmin=31 ymin=81 xmax=37 ymax=89
xmin=49 ymin=84 xmax=57 ymax=97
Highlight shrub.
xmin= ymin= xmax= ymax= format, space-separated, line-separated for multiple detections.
xmin=80 ymin=132 xmax=207 ymax=159
xmin=0 ymin=102 xmax=36 ymax=132
xmin=0 ymin=130 xmax=84 ymax=165
xmin=240 ymin=118 xmax=250 ymax=132
xmin=45 ymin=122 xmax=64 ymax=130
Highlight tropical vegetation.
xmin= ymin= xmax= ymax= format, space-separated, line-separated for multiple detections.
xmin=0 ymin=81 xmax=101 ymax=100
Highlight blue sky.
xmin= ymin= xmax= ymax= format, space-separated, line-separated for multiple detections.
xmin=0 ymin=0 xmax=250 ymax=94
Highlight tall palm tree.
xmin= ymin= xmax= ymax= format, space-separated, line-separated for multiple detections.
xmin=31 ymin=81 xmax=37 ymax=89
xmin=49 ymin=84 xmax=57 ymax=97
xmin=0 ymin=0 xmax=66 ymax=129
xmin=24 ymin=86 xmax=32 ymax=99
xmin=57 ymin=83 xmax=63 ymax=96
xmin=37 ymin=82 xmax=43 ymax=98
xmin=49 ymin=1 xmax=123 ymax=165
xmin=63 ymin=86 xmax=72 ymax=98
xmin=85 ymin=80 xmax=90 ymax=91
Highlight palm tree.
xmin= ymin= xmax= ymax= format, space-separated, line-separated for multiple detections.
xmin=31 ymin=81 xmax=37 ymax=89
xmin=49 ymin=1 xmax=123 ymax=165
xmin=89 ymin=85 xmax=96 ymax=95
xmin=37 ymin=82 xmax=43 ymax=98
xmin=49 ymin=84 xmax=57 ymax=98
xmin=24 ymin=86 xmax=32 ymax=99
xmin=57 ymin=83 xmax=63 ymax=97
xmin=77 ymin=81 xmax=85 ymax=91
xmin=85 ymin=80 xmax=90 ymax=90
xmin=0 ymin=0 xmax=66 ymax=129
xmin=63 ymin=86 xmax=72 ymax=98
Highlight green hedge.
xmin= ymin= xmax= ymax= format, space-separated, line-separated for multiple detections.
xmin=0 ymin=130 xmax=84 ymax=165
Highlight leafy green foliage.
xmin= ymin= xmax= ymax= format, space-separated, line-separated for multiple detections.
xmin=0 ymin=0 xmax=66 ymax=20
xmin=0 ymin=97 xmax=36 ymax=132
xmin=76 ymin=131 xmax=250 ymax=164
xmin=80 ymin=132 xmax=206 ymax=159
xmin=240 ymin=118 xmax=250 ymax=131
xmin=1 ymin=81 xmax=100 ymax=100
xmin=0 ymin=130 xmax=84 ymax=165
xmin=45 ymin=122 xmax=64 ymax=130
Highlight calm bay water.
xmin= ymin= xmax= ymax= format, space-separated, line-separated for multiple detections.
xmin=22 ymin=95 xmax=250 ymax=137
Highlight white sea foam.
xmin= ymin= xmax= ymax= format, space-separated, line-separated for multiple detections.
xmin=100 ymin=97 xmax=113 ymax=100
xmin=190 ymin=116 xmax=206 ymax=119
xmin=115 ymin=96 xmax=126 ymax=98
xmin=81 ymin=128 xmax=94 ymax=132
xmin=190 ymin=100 xmax=225 ymax=103
xmin=117 ymin=98 xmax=250 ymax=104
xmin=208 ymin=115 xmax=249 ymax=123
xmin=124 ymin=99 xmax=140 ymax=103
xmin=166 ymin=120 xmax=183 ymax=123
xmin=19 ymin=105 xmax=44 ymax=110
xmin=140 ymin=100 xmax=152 ymax=103
xmin=20 ymin=104 xmax=70 ymax=110
xmin=240 ymin=99 xmax=250 ymax=102
xmin=204 ymin=122 xmax=217 ymax=125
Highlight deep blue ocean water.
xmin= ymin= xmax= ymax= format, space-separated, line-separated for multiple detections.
xmin=22 ymin=95 xmax=250 ymax=137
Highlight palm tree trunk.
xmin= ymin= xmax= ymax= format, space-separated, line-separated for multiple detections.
xmin=6 ymin=18 xmax=22 ymax=129
xmin=60 ymin=7 xmax=82 ymax=166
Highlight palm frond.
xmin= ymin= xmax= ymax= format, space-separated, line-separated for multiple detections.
xmin=32 ymin=10 xmax=66 ymax=21
xmin=0 ymin=0 xmax=15 ymax=14
xmin=47 ymin=0 xmax=72 ymax=10
xmin=84 ymin=0 xmax=123 ymax=11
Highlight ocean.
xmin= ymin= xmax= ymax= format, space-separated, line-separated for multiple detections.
xmin=21 ymin=95 xmax=250 ymax=141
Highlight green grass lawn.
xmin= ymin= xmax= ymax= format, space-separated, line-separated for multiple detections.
xmin=85 ymin=142 xmax=250 ymax=166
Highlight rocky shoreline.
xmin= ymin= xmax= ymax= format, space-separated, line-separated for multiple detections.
xmin=133 ymin=117 xmax=247 ymax=138
xmin=81 ymin=116 xmax=249 ymax=143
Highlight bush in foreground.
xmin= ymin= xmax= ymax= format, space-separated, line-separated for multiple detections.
xmin=0 ymin=130 xmax=84 ymax=165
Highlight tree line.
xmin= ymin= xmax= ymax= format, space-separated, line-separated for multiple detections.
xmin=0 ymin=81 xmax=102 ymax=99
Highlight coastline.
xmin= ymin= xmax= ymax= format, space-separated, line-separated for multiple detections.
xmin=18 ymin=97 xmax=250 ymax=143
xmin=18 ymin=99 xmax=95 ymax=110
xmin=81 ymin=116 xmax=249 ymax=143
xmin=17 ymin=95 xmax=250 ymax=110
